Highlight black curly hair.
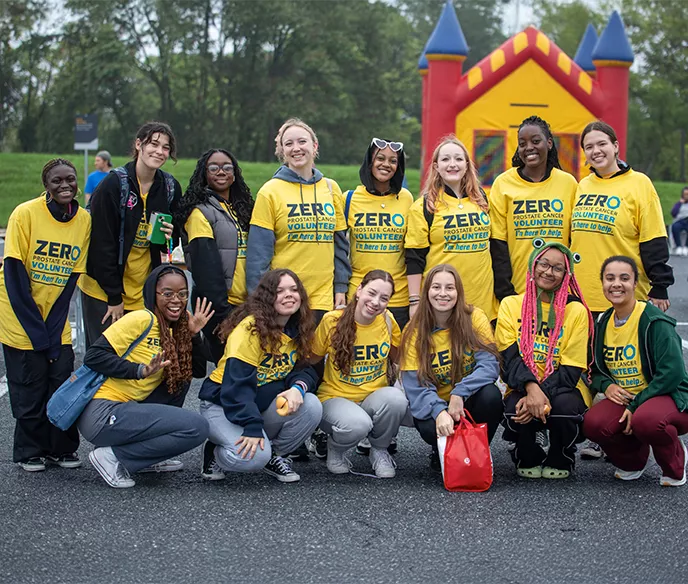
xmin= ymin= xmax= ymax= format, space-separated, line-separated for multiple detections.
xmin=175 ymin=148 xmax=253 ymax=231
xmin=511 ymin=115 xmax=561 ymax=173
xmin=41 ymin=158 xmax=77 ymax=188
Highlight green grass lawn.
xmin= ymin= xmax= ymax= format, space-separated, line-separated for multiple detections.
xmin=0 ymin=152 xmax=681 ymax=227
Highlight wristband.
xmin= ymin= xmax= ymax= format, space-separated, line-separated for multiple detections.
xmin=291 ymin=382 xmax=306 ymax=398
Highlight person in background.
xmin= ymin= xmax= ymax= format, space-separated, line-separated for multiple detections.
xmin=670 ymin=186 xmax=688 ymax=255
xmin=406 ymin=136 xmax=497 ymax=322
xmin=246 ymin=118 xmax=350 ymax=325
xmin=401 ymin=264 xmax=502 ymax=472
xmin=78 ymin=265 xmax=213 ymax=488
xmin=489 ymin=116 xmax=577 ymax=300
xmin=176 ymin=148 xmax=254 ymax=364
xmin=343 ymin=139 xmax=413 ymax=330
xmin=584 ymin=256 xmax=688 ymax=487
xmin=79 ymin=122 xmax=182 ymax=349
xmin=0 ymin=159 xmax=91 ymax=472
xmin=84 ymin=150 xmax=113 ymax=205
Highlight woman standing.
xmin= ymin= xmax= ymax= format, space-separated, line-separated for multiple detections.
xmin=489 ymin=116 xmax=578 ymax=300
xmin=246 ymin=118 xmax=350 ymax=324
xmin=78 ymin=265 xmax=213 ymax=488
xmin=570 ymin=121 xmax=673 ymax=315
xmin=311 ymin=270 xmax=407 ymax=478
xmin=406 ymin=136 xmax=497 ymax=321
xmin=401 ymin=264 xmax=502 ymax=472
xmin=79 ymin=121 xmax=182 ymax=348
xmin=176 ymin=148 xmax=254 ymax=364
xmin=584 ymin=256 xmax=688 ymax=486
xmin=0 ymin=159 xmax=91 ymax=471
xmin=344 ymin=139 xmax=413 ymax=329
xmin=496 ymin=241 xmax=593 ymax=479
xmin=198 ymin=269 xmax=322 ymax=483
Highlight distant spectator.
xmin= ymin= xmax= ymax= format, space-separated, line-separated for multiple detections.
xmin=670 ymin=186 xmax=688 ymax=256
xmin=84 ymin=150 xmax=113 ymax=204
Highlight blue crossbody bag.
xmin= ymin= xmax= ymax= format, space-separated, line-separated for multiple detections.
xmin=47 ymin=312 xmax=155 ymax=430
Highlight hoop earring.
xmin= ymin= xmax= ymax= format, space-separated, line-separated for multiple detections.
xmin=45 ymin=192 xmax=53 ymax=204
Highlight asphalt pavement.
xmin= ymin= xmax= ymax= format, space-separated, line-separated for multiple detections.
xmin=2 ymin=257 xmax=688 ymax=583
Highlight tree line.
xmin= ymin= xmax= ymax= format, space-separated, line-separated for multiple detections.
xmin=1 ymin=0 xmax=685 ymax=181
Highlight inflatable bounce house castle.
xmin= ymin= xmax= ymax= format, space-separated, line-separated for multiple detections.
xmin=418 ymin=1 xmax=634 ymax=186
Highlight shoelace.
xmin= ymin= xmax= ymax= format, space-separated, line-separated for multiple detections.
xmin=271 ymin=456 xmax=294 ymax=474
xmin=116 ymin=462 xmax=132 ymax=482
xmin=371 ymin=450 xmax=397 ymax=472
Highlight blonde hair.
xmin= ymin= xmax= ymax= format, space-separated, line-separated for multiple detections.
xmin=274 ymin=118 xmax=319 ymax=163
xmin=422 ymin=135 xmax=487 ymax=213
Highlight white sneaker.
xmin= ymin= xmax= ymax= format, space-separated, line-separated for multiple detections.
xmin=139 ymin=459 xmax=184 ymax=473
xmin=89 ymin=447 xmax=135 ymax=488
xmin=370 ymin=447 xmax=397 ymax=479
xmin=614 ymin=468 xmax=645 ymax=481
xmin=326 ymin=441 xmax=351 ymax=475
xmin=660 ymin=441 xmax=688 ymax=487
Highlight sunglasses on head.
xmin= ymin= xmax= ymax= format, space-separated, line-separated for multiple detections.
xmin=371 ymin=138 xmax=404 ymax=152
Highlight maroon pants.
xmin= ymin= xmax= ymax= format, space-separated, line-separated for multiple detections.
xmin=583 ymin=396 xmax=688 ymax=480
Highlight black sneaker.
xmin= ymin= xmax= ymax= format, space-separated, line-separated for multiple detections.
xmin=201 ymin=441 xmax=225 ymax=481
xmin=286 ymin=443 xmax=310 ymax=462
xmin=18 ymin=457 xmax=46 ymax=472
xmin=429 ymin=450 xmax=441 ymax=473
xmin=45 ymin=453 xmax=82 ymax=469
xmin=307 ymin=430 xmax=327 ymax=459
xmin=263 ymin=456 xmax=300 ymax=483
xmin=387 ymin=437 xmax=398 ymax=455
xmin=580 ymin=441 xmax=604 ymax=460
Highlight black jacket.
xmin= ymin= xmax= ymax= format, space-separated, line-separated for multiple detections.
xmin=86 ymin=161 xmax=182 ymax=306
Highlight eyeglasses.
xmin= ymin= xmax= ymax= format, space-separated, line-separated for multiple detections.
xmin=371 ymin=138 xmax=404 ymax=152
xmin=157 ymin=290 xmax=189 ymax=301
xmin=535 ymin=260 xmax=566 ymax=275
xmin=207 ymin=163 xmax=234 ymax=174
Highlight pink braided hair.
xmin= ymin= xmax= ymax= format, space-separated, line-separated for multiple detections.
xmin=520 ymin=251 xmax=595 ymax=382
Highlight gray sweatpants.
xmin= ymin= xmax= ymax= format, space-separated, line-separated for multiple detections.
xmin=199 ymin=393 xmax=323 ymax=473
xmin=320 ymin=386 xmax=410 ymax=451
xmin=78 ymin=399 xmax=209 ymax=473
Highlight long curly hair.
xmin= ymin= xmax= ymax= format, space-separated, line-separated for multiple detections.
xmin=422 ymin=135 xmax=487 ymax=213
xmin=401 ymin=264 xmax=500 ymax=386
xmin=153 ymin=267 xmax=194 ymax=394
xmin=330 ymin=270 xmax=395 ymax=375
xmin=174 ymin=148 xmax=253 ymax=231
xmin=511 ymin=116 xmax=561 ymax=173
xmin=218 ymin=269 xmax=315 ymax=361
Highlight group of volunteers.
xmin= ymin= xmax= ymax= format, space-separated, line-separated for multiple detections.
xmin=2 ymin=113 xmax=688 ymax=491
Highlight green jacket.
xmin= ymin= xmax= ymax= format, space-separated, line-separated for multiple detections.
xmin=590 ymin=302 xmax=688 ymax=413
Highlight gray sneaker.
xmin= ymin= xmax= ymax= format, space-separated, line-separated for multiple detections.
xmin=89 ymin=447 xmax=135 ymax=488
xmin=139 ymin=459 xmax=184 ymax=473
xmin=326 ymin=441 xmax=351 ymax=475
xmin=370 ymin=447 xmax=397 ymax=479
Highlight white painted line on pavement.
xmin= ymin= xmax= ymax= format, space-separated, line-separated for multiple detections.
xmin=0 ymin=375 xmax=7 ymax=398
xmin=676 ymin=323 xmax=688 ymax=326
xmin=683 ymin=340 xmax=688 ymax=351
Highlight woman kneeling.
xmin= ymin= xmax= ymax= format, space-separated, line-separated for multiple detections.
xmin=401 ymin=264 xmax=503 ymax=472
xmin=312 ymin=270 xmax=407 ymax=478
xmin=198 ymin=269 xmax=322 ymax=483
xmin=584 ymin=256 xmax=688 ymax=486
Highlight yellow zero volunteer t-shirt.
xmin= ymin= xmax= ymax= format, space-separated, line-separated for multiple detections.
xmin=401 ymin=308 xmax=494 ymax=401
xmin=93 ymin=310 xmax=164 ymax=402
xmin=602 ymin=301 xmax=648 ymax=394
xmin=210 ymin=315 xmax=298 ymax=386
xmin=312 ymin=310 xmax=402 ymax=402
xmin=345 ymin=186 xmax=413 ymax=307
xmin=79 ymin=190 xmax=152 ymax=310
xmin=185 ymin=201 xmax=248 ymax=306
xmin=489 ymin=167 xmax=577 ymax=294
xmin=570 ymin=170 xmax=667 ymax=312
xmin=495 ymin=293 xmax=591 ymax=406
xmin=0 ymin=196 xmax=91 ymax=349
xmin=406 ymin=191 xmax=497 ymax=320
xmin=250 ymin=177 xmax=346 ymax=311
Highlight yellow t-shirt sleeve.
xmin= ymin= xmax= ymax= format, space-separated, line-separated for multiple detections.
xmin=102 ymin=311 xmax=154 ymax=356
xmin=4 ymin=206 xmax=31 ymax=262
xmin=72 ymin=213 xmax=91 ymax=274
xmin=312 ymin=312 xmax=337 ymax=358
xmin=328 ymin=179 xmax=347 ymax=232
xmin=405 ymin=199 xmax=430 ymax=249
xmin=389 ymin=312 xmax=402 ymax=348
xmin=226 ymin=318 xmax=262 ymax=367
xmin=249 ymin=188 xmax=276 ymax=231
xmin=637 ymin=176 xmax=668 ymax=243
xmin=488 ymin=176 xmax=507 ymax=241
xmin=400 ymin=331 xmax=419 ymax=371
xmin=185 ymin=208 xmax=215 ymax=241
xmin=560 ymin=303 xmax=589 ymax=369
xmin=495 ymin=297 xmax=518 ymax=351
xmin=472 ymin=308 xmax=496 ymax=344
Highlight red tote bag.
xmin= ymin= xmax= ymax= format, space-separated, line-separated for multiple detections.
xmin=437 ymin=410 xmax=493 ymax=492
